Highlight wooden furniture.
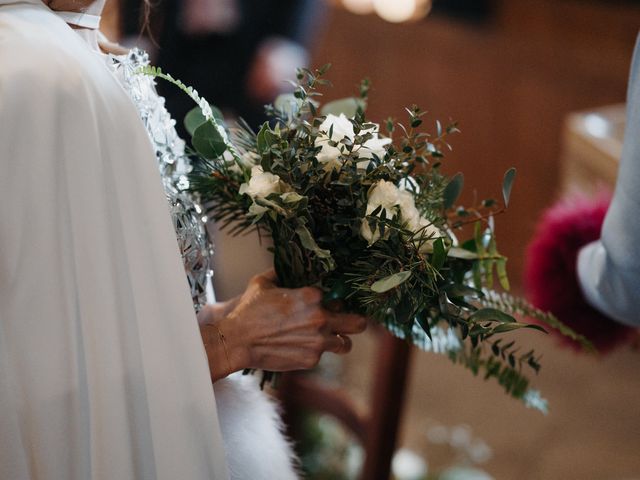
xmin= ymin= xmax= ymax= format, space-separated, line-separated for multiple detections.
xmin=279 ymin=329 xmax=412 ymax=480
xmin=560 ymin=104 xmax=625 ymax=194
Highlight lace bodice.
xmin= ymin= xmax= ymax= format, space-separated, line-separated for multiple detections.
xmin=110 ymin=49 xmax=213 ymax=311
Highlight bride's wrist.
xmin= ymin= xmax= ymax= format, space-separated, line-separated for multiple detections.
xmin=201 ymin=299 xmax=253 ymax=380
xmin=218 ymin=313 xmax=252 ymax=372
xmin=202 ymin=318 xmax=250 ymax=382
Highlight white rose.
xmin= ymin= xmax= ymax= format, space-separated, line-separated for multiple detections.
xmin=366 ymin=180 xmax=402 ymax=212
xmin=358 ymin=129 xmax=392 ymax=160
xmin=398 ymin=176 xmax=420 ymax=193
xmin=320 ymin=113 xmax=355 ymax=141
xmin=416 ymin=218 xmax=443 ymax=252
xmin=396 ymin=189 xmax=420 ymax=228
xmin=361 ymin=179 xmax=442 ymax=246
xmin=315 ymin=113 xmax=391 ymax=171
xmin=239 ymin=165 xmax=282 ymax=199
xmin=361 ymin=180 xmax=402 ymax=244
xmin=316 ymin=113 xmax=355 ymax=167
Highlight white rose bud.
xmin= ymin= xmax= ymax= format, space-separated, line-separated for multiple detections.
xmin=239 ymin=165 xmax=282 ymax=199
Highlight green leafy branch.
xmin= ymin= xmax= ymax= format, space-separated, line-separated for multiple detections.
xmin=480 ymin=289 xmax=595 ymax=352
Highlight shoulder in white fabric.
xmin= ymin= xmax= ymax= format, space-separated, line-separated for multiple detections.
xmin=0 ymin=7 xmax=230 ymax=478
xmin=578 ymin=33 xmax=640 ymax=326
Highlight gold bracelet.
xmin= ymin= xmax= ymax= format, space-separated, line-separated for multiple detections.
xmin=211 ymin=323 xmax=233 ymax=376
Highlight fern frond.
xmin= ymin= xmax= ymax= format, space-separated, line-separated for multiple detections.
xmin=481 ymin=289 xmax=595 ymax=352
xmin=386 ymin=322 xmax=548 ymax=412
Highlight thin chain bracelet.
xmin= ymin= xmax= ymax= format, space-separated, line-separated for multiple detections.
xmin=211 ymin=323 xmax=233 ymax=375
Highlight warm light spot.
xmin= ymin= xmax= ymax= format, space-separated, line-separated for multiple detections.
xmin=342 ymin=0 xmax=374 ymax=15
xmin=373 ymin=0 xmax=416 ymax=22
xmin=372 ymin=0 xmax=431 ymax=23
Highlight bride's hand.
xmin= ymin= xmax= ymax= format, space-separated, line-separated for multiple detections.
xmin=198 ymin=271 xmax=367 ymax=381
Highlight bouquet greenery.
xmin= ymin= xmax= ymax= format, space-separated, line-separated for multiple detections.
xmin=142 ymin=65 xmax=591 ymax=411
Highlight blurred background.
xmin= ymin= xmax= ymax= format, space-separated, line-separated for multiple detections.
xmin=102 ymin=1 xmax=640 ymax=478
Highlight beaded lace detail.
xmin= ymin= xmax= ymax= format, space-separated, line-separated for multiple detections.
xmin=110 ymin=49 xmax=213 ymax=311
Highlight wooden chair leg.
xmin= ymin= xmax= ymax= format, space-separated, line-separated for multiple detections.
xmin=279 ymin=329 xmax=413 ymax=480
xmin=360 ymin=332 xmax=412 ymax=480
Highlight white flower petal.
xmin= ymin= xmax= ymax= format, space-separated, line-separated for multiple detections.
xmin=240 ymin=165 xmax=282 ymax=199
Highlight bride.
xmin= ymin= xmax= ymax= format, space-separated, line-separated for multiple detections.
xmin=0 ymin=0 xmax=366 ymax=478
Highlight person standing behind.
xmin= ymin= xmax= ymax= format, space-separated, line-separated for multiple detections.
xmin=526 ymin=35 xmax=640 ymax=349
xmin=121 ymin=0 xmax=324 ymax=134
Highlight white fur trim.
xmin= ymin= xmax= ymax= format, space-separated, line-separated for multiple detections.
xmin=214 ymin=373 xmax=300 ymax=479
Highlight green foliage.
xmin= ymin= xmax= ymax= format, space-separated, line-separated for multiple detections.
xmin=443 ymin=173 xmax=464 ymax=209
xmin=185 ymin=105 xmax=224 ymax=136
xmin=147 ymin=63 xmax=592 ymax=410
xmin=502 ymin=167 xmax=517 ymax=207
xmin=184 ymin=107 xmax=207 ymax=136
xmin=192 ymin=121 xmax=227 ymax=158
xmin=480 ymin=289 xmax=594 ymax=351
xmin=371 ymin=271 xmax=413 ymax=293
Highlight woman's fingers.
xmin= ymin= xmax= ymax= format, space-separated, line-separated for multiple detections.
xmin=324 ymin=333 xmax=353 ymax=354
xmin=326 ymin=312 xmax=368 ymax=335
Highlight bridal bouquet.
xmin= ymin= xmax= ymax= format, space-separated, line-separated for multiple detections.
xmin=143 ymin=65 xmax=591 ymax=411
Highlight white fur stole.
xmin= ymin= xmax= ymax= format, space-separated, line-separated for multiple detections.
xmin=213 ymin=373 xmax=300 ymax=479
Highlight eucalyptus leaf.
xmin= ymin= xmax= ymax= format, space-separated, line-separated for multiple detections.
xmin=280 ymin=192 xmax=305 ymax=203
xmin=184 ymin=107 xmax=208 ymax=136
xmin=468 ymin=308 xmax=516 ymax=323
xmin=256 ymin=123 xmax=271 ymax=154
xmin=431 ymin=238 xmax=446 ymax=270
xmin=447 ymin=247 xmax=479 ymax=260
xmin=497 ymin=258 xmax=510 ymax=290
xmin=482 ymin=258 xmax=494 ymax=288
xmin=371 ymin=271 xmax=412 ymax=293
xmin=492 ymin=322 xmax=547 ymax=334
xmin=184 ymin=104 xmax=224 ymax=138
xmin=295 ymin=225 xmax=333 ymax=260
xmin=502 ymin=167 xmax=516 ymax=207
xmin=443 ymin=173 xmax=464 ymax=209
xmin=192 ymin=121 xmax=227 ymax=159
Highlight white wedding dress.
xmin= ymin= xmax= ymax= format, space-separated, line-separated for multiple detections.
xmin=0 ymin=2 xmax=296 ymax=479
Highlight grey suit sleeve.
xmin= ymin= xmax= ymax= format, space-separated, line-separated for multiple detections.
xmin=577 ymin=34 xmax=640 ymax=326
